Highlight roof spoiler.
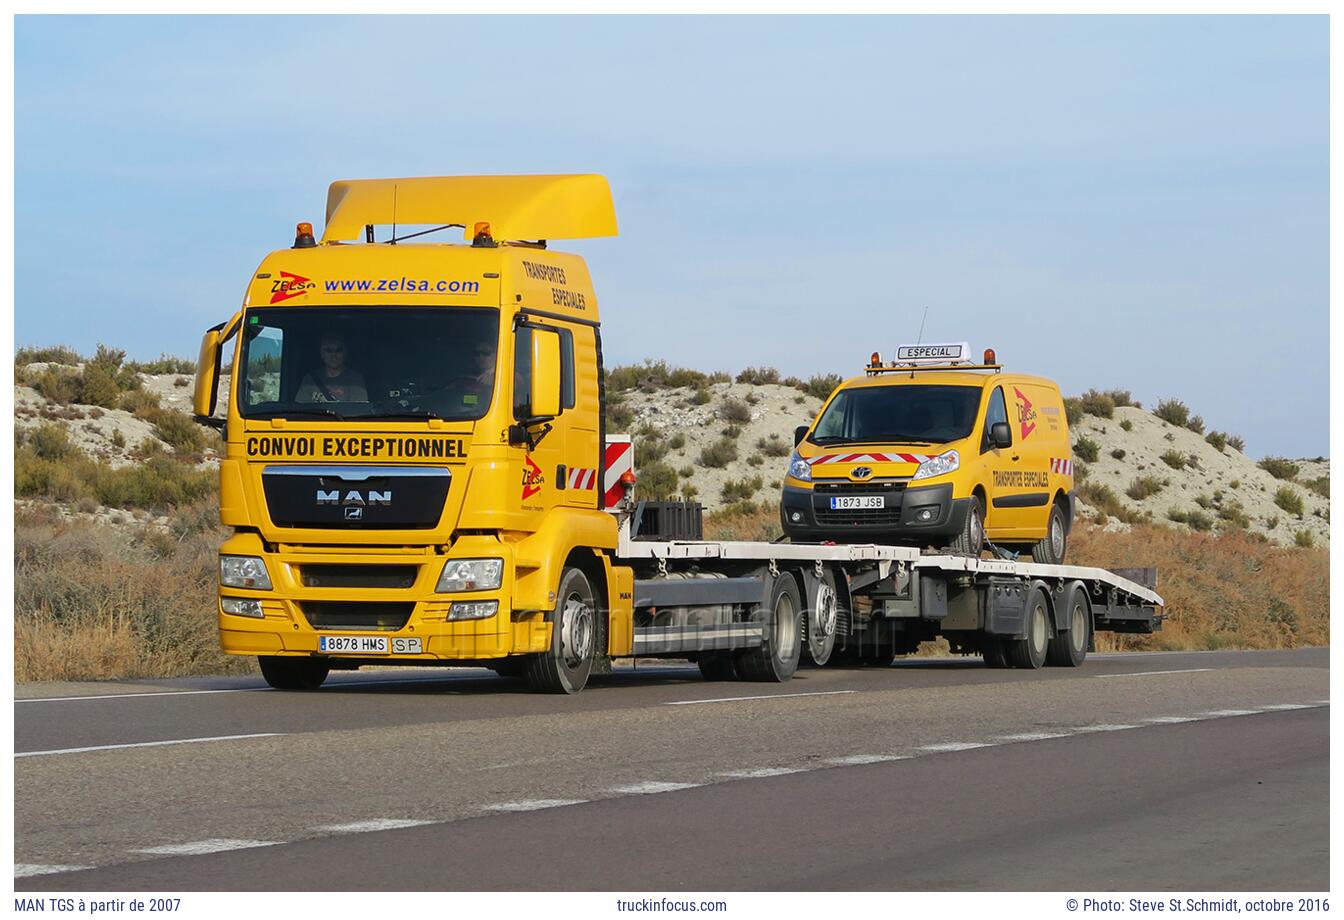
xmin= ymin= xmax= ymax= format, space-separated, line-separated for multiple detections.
xmin=321 ymin=174 xmax=618 ymax=244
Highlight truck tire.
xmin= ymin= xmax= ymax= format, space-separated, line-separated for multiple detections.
xmin=982 ymin=639 xmax=1009 ymax=669
xmin=1006 ymin=586 xmax=1051 ymax=669
xmin=802 ymin=568 xmax=840 ymax=666
xmin=258 ymin=656 xmax=330 ymax=691
xmin=489 ymin=659 xmax=526 ymax=679
xmin=525 ymin=566 xmax=597 ymax=694
xmin=948 ymin=495 xmax=985 ymax=558
xmin=697 ymin=651 xmax=738 ymax=681
xmin=734 ymin=572 xmax=803 ymax=682
xmin=1046 ymin=581 xmax=1090 ymax=667
xmin=1030 ymin=503 xmax=1069 ymax=565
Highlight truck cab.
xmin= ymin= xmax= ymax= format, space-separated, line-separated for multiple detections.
xmin=780 ymin=343 xmax=1076 ymax=563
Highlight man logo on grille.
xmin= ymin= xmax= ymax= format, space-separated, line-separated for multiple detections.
xmin=344 ymin=507 xmax=363 ymax=520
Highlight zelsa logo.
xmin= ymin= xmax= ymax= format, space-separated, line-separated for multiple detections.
xmin=521 ymin=455 xmax=545 ymax=500
xmin=270 ymin=271 xmax=316 ymax=304
xmin=1013 ymin=386 xmax=1038 ymax=440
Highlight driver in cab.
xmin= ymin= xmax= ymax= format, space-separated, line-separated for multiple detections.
xmin=296 ymin=334 xmax=368 ymax=403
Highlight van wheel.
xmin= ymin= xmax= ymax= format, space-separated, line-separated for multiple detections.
xmin=1007 ymin=587 xmax=1051 ymax=669
xmin=525 ymin=567 xmax=596 ymax=694
xmin=1031 ymin=503 xmax=1068 ymax=564
xmin=1046 ymin=582 xmax=1091 ymax=667
xmin=734 ymin=572 xmax=803 ymax=682
xmin=949 ymin=495 xmax=985 ymax=558
xmin=258 ymin=656 xmax=330 ymax=691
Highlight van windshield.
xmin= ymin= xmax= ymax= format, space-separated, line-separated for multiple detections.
xmin=811 ymin=385 xmax=982 ymax=445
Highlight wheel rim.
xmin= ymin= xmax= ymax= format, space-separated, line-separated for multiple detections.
xmin=1071 ymin=602 xmax=1087 ymax=653
xmin=560 ymin=592 xmax=594 ymax=669
xmin=971 ymin=505 xmax=985 ymax=554
xmin=1050 ymin=514 xmax=1065 ymax=559
xmin=1032 ymin=602 xmax=1048 ymax=654
xmin=814 ymin=581 xmax=837 ymax=639
xmin=774 ymin=587 xmax=798 ymax=655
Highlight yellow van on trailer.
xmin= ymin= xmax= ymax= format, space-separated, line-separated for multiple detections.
xmin=781 ymin=343 xmax=1076 ymax=563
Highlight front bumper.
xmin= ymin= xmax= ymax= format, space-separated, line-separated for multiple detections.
xmin=780 ymin=480 xmax=971 ymax=543
xmin=216 ymin=533 xmax=550 ymax=662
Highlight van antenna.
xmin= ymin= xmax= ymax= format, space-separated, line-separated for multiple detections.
xmin=390 ymin=185 xmax=398 ymax=245
xmin=915 ymin=305 xmax=929 ymax=345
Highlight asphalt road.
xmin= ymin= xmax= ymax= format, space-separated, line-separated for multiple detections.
xmin=14 ymin=648 xmax=1329 ymax=891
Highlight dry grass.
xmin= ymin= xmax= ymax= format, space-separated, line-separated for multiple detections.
xmin=704 ymin=503 xmax=781 ymax=542
xmin=14 ymin=504 xmax=254 ymax=681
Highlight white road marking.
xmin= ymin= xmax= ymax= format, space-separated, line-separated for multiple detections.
xmin=918 ymin=742 xmax=992 ymax=753
xmin=826 ymin=754 xmax=910 ymax=766
xmin=1095 ymin=668 xmax=1213 ymax=678
xmin=1144 ymin=716 xmax=1200 ymax=724
xmin=132 ymin=839 xmax=278 ymax=857
xmin=315 ymin=819 xmax=434 ymax=834
xmin=664 ymin=690 xmax=857 ymax=706
xmin=485 ymin=799 xmax=588 ymax=812
xmin=605 ymin=781 xmax=702 ymax=795
xmin=995 ymin=732 xmax=1070 ymax=742
xmin=17 ymin=688 xmax=261 ymax=703
xmin=1312 ymin=700 xmax=1330 ymax=706
xmin=15 ymin=863 xmax=92 ymax=878
xmin=1258 ymin=703 xmax=1314 ymax=711
xmin=717 ymin=767 xmax=807 ymax=779
xmin=1201 ymin=709 xmax=1261 ymax=718
xmin=1070 ymin=724 xmax=1139 ymax=733
xmin=16 ymin=733 xmax=284 ymax=758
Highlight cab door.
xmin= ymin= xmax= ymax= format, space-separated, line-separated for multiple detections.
xmin=981 ymin=384 xmax=1033 ymax=537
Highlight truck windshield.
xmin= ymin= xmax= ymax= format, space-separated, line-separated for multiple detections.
xmin=811 ymin=384 xmax=982 ymax=445
xmin=236 ymin=306 xmax=501 ymax=421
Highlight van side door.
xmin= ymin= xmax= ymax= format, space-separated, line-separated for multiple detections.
xmin=982 ymin=384 xmax=1031 ymax=535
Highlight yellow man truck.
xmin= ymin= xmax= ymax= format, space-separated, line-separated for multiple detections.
xmin=193 ymin=174 xmax=1161 ymax=692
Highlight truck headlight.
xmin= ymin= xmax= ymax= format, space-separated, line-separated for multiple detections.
xmin=436 ymin=558 xmax=504 ymax=593
xmin=912 ymin=449 xmax=960 ymax=481
xmin=447 ymin=600 xmax=499 ymax=621
xmin=787 ymin=451 xmax=813 ymax=483
xmin=220 ymin=555 xmax=273 ymax=590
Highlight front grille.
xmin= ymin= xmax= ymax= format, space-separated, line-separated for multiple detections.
xmin=813 ymin=480 xmax=908 ymax=496
xmin=815 ymin=507 xmax=903 ymax=527
xmin=298 ymin=565 xmax=419 ymax=589
xmin=300 ymin=601 xmax=414 ymax=632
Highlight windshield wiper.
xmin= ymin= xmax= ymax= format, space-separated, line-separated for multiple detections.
xmin=365 ymin=411 xmax=445 ymax=421
xmin=247 ymin=408 xmax=346 ymax=421
xmin=810 ymin=436 xmax=937 ymax=446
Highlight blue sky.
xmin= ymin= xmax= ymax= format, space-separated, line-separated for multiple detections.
xmin=15 ymin=15 xmax=1329 ymax=456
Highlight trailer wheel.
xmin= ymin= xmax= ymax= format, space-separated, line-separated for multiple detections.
xmin=981 ymin=640 xmax=1010 ymax=669
xmin=258 ymin=656 xmax=330 ymax=691
xmin=697 ymin=651 xmax=739 ymax=681
xmin=1031 ymin=504 xmax=1069 ymax=564
xmin=525 ymin=566 xmax=596 ymax=694
xmin=1046 ymin=582 xmax=1090 ymax=667
xmin=948 ymin=495 xmax=985 ymax=558
xmin=1007 ymin=587 xmax=1051 ymax=669
xmin=802 ymin=569 xmax=840 ymax=666
xmin=734 ymin=572 xmax=803 ymax=682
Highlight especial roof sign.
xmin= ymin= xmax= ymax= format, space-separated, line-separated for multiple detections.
xmin=895 ymin=342 xmax=971 ymax=364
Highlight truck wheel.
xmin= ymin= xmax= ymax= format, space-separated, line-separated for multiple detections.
xmin=258 ymin=656 xmax=330 ymax=691
xmin=802 ymin=569 xmax=840 ymax=666
xmin=948 ymin=495 xmax=985 ymax=558
xmin=697 ymin=651 xmax=738 ymax=681
xmin=1046 ymin=582 xmax=1090 ymax=667
xmin=982 ymin=640 xmax=1009 ymax=669
xmin=734 ymin=572 xmax=803 ymax=682
xmin=525 ymin=566 xmax=597 ymax=694
xmin=1031 ymin=503 xmax=1068 ymax=564
xmin=1007 ymin=587 xmax=1051 ymax=669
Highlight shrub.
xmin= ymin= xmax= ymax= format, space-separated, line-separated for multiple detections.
xmin=16 ymin=344 xmax=82 ymax=366
xmin=606 ymin=360 xmax=729 ymax=393
xmin=1126 ymin=476 xmax=1164 ymax=500
xmin=682 ymin=483 xmax=699 ymax=502
xmin=1303 ymin=476 xmax=1328 ymax=499
xmin=606 ymin=402 xmax=634 ymax=431
xmin=690 ymin=388 xmax=712 ymax=406
xmin=757 ymin=436 xmax=790 ymax=458
xmin=735 ymin=367 xmax=780 ymax=386
xmin=1186 ymin=415 xmax=1205 ymax=435
xmin=1154 ymin=399 xmax=1190 ymax=427
xmin=1294 ymin=529 xmax=1315 ymax=548
xmin=801 ymin=373 xmax=843 ymax=400
xmin=27 ymin=423 xmax=76 ymax=461
xmin=175 ymin=376 xmax=190 ymax=387
xmin=1102 ymin=389 xmax=1138 ymax=408
xmin=1119 ymin=419 xmax=1133 ymax=432
xmin=721 ymin=476 xmax=764 ymax=502
xmin=30 ymin=366 xmax=81 ymax=404
xmin=747 ymin=454 xmax=764 ymax=467
xmin=110 ymin=430 xmax=126 ymax=449
xmin=667 ymin=432 xmax=686 ymax=450
xmin=1072 ymin=435 xmax=1100 ymax=463
xmin=1258 ymin=457 xmax=1300 ymax=481
xmin=1167 ymin=507 xmax=1214 ymax=531
xmin=1079 ymin=482 xmax=1145 ymax=524
xmin=1227 ymin=434 xmax=1245 ymax=452
xmin=1274 ymin=486 xmax=1304 ymax=517
xmin=698 ymin=438 xmax=739 ymax=468
xmin=793 ymin=395 xmax=805 ymax=405
xmin=1063 ymin=398 xmax=1083 ymax=427
xmin=744 ymin=391 xmax=760 ymax=405
xmin=636 ymin=460 xmax=680 ymax=501
xmin=721 ymin=425 xmax=742 ymax=439
xmin=1229 ymin=479 xmax=1240 ymax=489
xmin=1205 ymin=431 xmax=1227 ymax=452
xmin=720 ymin=398 xmax=752 ymax=423
xmin=150 ymin=409 xmax=206 ymax=454
xmin=1079 ymin=389 xmax=1115 ymax=418
xmin=1160 ymin=450 xmax=1187 ymax=470
xmin=126 ymin=354 xmax=196 ymax=375
xmin=1110 ymin=448 xmax=1126 ymax=461
xmin=678 ymin=466 xmax=695 ymax=479
xmin=1216 ymin=501 xmax=1252 ymax=531
xmin=704 ymin=502 xmax=782 ymax=542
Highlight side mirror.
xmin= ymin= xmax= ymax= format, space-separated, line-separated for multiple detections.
xmin=529 ymin=329 xmax=562 ymax=419
xmin=193 ymin=327 xmax=225 ymax=419
xmin=794 ymin=425 xmax=809 ymax=447
xmin=989 ymin=421 xmax=1012 ymax=449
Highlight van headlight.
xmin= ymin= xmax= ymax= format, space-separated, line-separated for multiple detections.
xmin=912 ymin=449 xmax=960 ymax=481
xmin=220 ymin=555 xmax=273 ymax=590
xmin=436 ymin=558 xmax=504 ymax=593
xmin=787 ymin=451 xmax=813 ymax=483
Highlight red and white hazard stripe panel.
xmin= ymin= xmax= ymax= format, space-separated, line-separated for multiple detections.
xmin=567 ymin=467 xmax=598 ymax=490
xmin=1049 ymin=457 xmax=1074 ymax=475
xmin=603 ymin=436 xmax=634 ymax=509
xmin=810 ymin=452 xmax=932 ymax=465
